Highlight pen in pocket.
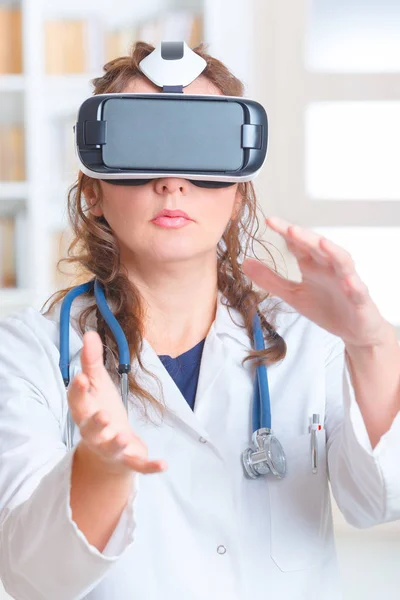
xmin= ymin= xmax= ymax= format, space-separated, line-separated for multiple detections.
xmin=310 ymin=413 xmax=322 ymax=474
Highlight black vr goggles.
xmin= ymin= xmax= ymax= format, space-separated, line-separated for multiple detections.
xmin=74 ymin=41 xmax=269 ymax=189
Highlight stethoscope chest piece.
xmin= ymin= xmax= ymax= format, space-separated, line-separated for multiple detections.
xmin=242 ymin=427 xmax=286 ymax=479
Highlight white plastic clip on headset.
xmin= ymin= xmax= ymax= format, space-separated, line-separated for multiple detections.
xmin=310 ymin=414 xmax=322 ymax=474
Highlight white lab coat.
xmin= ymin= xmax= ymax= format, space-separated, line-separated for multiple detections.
xmin=0 ymin=291 xmax=399 ymax=600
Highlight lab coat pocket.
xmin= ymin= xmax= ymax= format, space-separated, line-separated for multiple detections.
xmin=268 ymin=428 xmax=329 ymax=571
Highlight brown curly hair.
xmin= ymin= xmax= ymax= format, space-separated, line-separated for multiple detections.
xmin=42 ymin=41 xmax=289 ymax=422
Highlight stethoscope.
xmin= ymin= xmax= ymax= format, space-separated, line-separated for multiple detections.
xmin=59 ymin=278 xmax=287 ymax=479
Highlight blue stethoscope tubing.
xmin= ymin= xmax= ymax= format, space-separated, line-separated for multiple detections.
xmin=59 ymin=278 xmax=272 ymax=447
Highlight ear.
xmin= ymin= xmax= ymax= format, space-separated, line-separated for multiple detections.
xmin=84 ymin=181 xmax=103 ymax=218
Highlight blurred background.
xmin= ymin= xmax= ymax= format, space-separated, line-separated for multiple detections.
xmin=0 ymin=0 xmax=399 ymax=597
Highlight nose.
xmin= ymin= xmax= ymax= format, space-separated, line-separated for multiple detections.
xmin=154 ymin=177 xmax=189 ymax=195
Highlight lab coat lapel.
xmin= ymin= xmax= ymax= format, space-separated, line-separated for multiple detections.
xmin=192 ymin=289 xmax=252 ymax=420
xmin=192 ymin=292 xmax=252 ymax=432
xmin=192 ymin=324 xmax=226 ymax=414
xmin=136 ymin=338 xmax=213 ymax=442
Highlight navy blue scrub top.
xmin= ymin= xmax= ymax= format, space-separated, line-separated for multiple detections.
xmin=158 ymin=338 xmax=206 ymax=411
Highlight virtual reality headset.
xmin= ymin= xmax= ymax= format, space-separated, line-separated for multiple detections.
xmin=74 ymin=41 xmax=269 ymax=189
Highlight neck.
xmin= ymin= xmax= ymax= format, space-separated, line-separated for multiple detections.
xmin=126 ymin=253 xmax=219 ymax=357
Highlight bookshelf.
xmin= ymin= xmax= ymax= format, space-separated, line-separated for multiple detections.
xmin=0 ymin=0 xmax=255 ymax=319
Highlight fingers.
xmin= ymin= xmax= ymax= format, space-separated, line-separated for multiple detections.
xmin=68 ymin=332 xmax=168 ymax=476
xmin=79 ymin=410 xmax=168 ymax=475
xmin=266 ymin=217 xmax=358 ymax=279
xmin=67 ymin=333 xmax=107 ymax=425
xmin=68 ymin=372 xmax=96 ymax=425
xmin=79 ymin=409 xmax=116 ymax=446
xmin=80 ymin=331 xmax=107 ymax=392
xmin=67 ymin=331 xmax=117 ymax=425
xmin=122 ymin=452 xmax=168 ymax=475
xmin=267 ymin=218 xmax=331 ymax=266
xmin=319 ymin=237 xmax=356 ymax=278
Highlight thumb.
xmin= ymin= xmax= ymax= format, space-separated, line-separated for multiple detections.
xmin=80 ymin=330 xmax=106 ymax=381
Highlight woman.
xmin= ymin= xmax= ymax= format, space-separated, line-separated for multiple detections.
xmin=0 ymin=41 xmax=399 ymax=600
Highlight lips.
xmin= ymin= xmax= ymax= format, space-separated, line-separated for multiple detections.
xmin=152 ymin=209 xmax=192 ymax=220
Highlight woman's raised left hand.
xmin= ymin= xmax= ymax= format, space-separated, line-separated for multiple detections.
xmin=242 ymin=216 xmax=392 ymax=349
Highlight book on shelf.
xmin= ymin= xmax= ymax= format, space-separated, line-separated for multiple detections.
xmin=45 ymin=17 xmax=105 ymax=75
xmin=105 ymin=24 xmax=139 ymax=63
xmin=0 ymin=125 xmax=25 ymax=181
xmin=0 ymin=5 xmax=22 ymax=74
xmin=105 ymin=10 xmax=203 ymax=63
xmin=45 ymin=20 xmax=86 ymax=74
xmin=0 ymin=215 xmax=16 ymax=288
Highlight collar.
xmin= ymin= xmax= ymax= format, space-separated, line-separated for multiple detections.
xmin=214 ymin=290 xmax=251 ymax=349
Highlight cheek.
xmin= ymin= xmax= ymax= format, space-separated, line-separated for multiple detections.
xmin=102 ymin=191 xmax=148 ymax=233
xmin=200 ymin=193 xmax=237 ymax=232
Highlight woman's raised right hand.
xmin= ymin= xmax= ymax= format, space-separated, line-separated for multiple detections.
xmin=67 ymin=330 xmax=167 ymax=476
